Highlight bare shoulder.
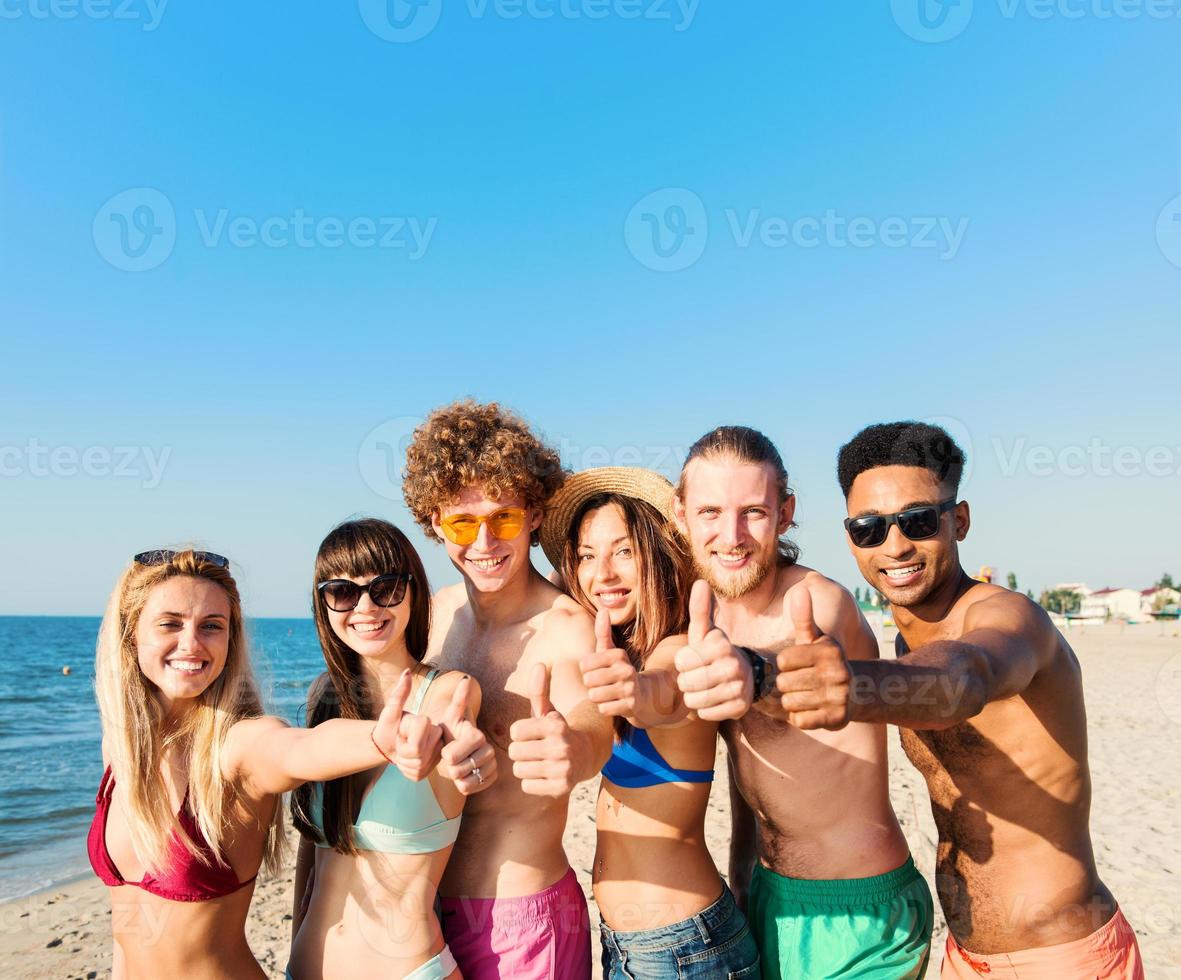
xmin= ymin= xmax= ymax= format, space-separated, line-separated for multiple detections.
xmin=646 ymin=632 xmax=687 ymax=671
xmin=782 ymin=565 xmax=856 ymax=627
xmin=963 ymin=585 xmax=1056 ymax=642
xmin=432 ymin=583 xmax=467 ymax=621
xmin=222 ymin=715 xmax=289 ymax=775
xmin=535 ymin=592 xmax=595 ymax=660
xmin=421 ymin=667 xmax=483 ymax=719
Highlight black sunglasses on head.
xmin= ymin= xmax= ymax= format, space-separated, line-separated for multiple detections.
xmin=843 ymin=499 xmax=958 ymax=549
xmin=317 ymin=573 xmax=413 ymax=612
xmin=135 ymin=549 xmax=230 ymax=568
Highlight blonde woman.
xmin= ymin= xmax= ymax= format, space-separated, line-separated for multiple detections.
xmin=89 ymin=549 xmax=425 ymax=979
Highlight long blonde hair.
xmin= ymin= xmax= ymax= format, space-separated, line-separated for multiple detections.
xmin=94 ymin=550 xmax=283 ymax=875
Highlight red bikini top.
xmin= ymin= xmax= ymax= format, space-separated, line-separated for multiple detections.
xmin=87 ymin=765 xmax=255 ymax=902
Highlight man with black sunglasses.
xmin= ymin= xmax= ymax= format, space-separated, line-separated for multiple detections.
xmin=776 ymin=420 xmax=1142 ymax=978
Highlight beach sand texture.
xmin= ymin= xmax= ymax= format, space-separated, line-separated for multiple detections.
xmin=3 ymin=623 xmax=1178 ymax=979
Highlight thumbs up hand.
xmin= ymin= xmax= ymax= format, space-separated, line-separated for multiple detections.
xmin=673 ymin=580 xmax=755 ymax=721
xmin=579 ymin=608 xmax=639 ymax=718
xmin=508 ymin=663 xmax=578 ymax=797
xmin=775 ymin=586 xmax=852 ymax=730
xmin=391 ymin=670 xmax=446 ymax=782
xmin=437 ymin=675 xmax=498 ymax=795
xmin=371 ymin=668 xmax=413 ymax=763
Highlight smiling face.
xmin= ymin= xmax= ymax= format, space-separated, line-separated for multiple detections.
xmin=322 ymin=574 xmax=414 ymax=661
xmin=575 ymin=503 xmax=640 ymax=626
xmin=135 ymin=576 xmax=231 ymax=713
xmin=432 ymin=485 xmax=540 ymax=593
xmin=845 ymin=464 xmax=969 ymax=608
xmin=675 ymin=455 xmax=794 ymax=599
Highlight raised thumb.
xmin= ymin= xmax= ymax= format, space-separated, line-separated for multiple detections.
xmin=688 ymin=579 xmax=713 ymax=646
xmin=791 ymin=586 xmax=822 ymax=645
xmin=529 ymin=662 xmax=554 ymax=718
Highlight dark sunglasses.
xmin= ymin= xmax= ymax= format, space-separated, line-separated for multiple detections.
xmin=317 ymin=573 xmax=413 ymax=612
xmin=843 ymin=500 xmax=958 ymax=549
xmin=134 ymin=549 xmax=230 ymax=568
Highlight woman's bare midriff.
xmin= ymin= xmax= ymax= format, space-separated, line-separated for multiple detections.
xmin=290 ymin=846 xmax=453 ymax=980
xmin=593 ymin=779 xmax=723 ymax=931
xmin=110 ymin=884 xmax=263 ymax=980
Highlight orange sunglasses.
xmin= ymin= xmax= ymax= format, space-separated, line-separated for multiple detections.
xmin=439 ymin=507 xmax=528 ymax=546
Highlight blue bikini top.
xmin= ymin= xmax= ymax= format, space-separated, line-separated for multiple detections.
xmin=600 ymin=724 xmax=714 ymax=789
xmin=309 ymin=668 xmax=462 ymax=854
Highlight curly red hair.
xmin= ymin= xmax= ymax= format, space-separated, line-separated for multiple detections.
xmin=402 ymin=400 xmax=567 ymax=536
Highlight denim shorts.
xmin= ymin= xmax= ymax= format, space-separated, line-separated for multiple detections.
xmin=599 ymin=883 xmax=761 ymax=979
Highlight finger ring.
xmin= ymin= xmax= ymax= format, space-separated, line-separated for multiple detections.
xmin=467 ymin=754 xmax=477 ymax=774
xmin=471 ymin=765 xmax=483 ymax=783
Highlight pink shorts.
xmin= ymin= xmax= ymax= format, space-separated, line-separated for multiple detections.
xmin=439 ymin=867 xmax=591 ymax=980
xmin=941 ymin=907 xmax=1144 ymax=979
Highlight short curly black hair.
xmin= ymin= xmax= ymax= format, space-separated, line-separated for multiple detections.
xmin=837 ymin=421 xmax=966 ymax=498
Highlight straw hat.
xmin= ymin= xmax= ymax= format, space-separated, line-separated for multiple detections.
xmin=540 ymin=467 xmax=676 ymax=572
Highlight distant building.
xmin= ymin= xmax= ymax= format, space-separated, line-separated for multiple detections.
xmin=1142 ymin=587 xmax=1181 ymax=614
xmin=1084 ymin=587 xmax=1142 ymax=620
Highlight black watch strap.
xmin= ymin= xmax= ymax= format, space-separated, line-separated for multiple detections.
xmin=739 ymin=646 xmax=773 ymax=700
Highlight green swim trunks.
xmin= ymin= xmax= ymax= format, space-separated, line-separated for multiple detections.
xmin=748 ymin=856 xmax=933 ymax=979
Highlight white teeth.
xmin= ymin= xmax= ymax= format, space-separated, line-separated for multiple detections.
xmin=470 ymin=557 xmax=504 ymax=569
xmin=885 ymin=566 xmax=921 ymax=578
xmin=168 ymin=661 xmax=205 ymax=672
xmin=352 ymin=623 xmax=385 ymax=633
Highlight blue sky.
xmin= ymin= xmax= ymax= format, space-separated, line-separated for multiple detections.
xmin=2 ymin=1 xmax=1180 ymax=616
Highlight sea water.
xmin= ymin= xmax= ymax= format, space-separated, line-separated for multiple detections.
xmin=0 ymin=616 xmax=325 ymax=901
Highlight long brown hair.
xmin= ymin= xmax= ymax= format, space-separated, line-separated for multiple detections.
xmin=290 ymin=519 xmax=432 ymax=854
xmin=561 ymin=493 xmax=693 ymax=664
xmin=94 ymin=550 xmax=283 ymax=875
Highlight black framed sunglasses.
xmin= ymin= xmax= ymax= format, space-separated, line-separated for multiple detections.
xmin=134 ymin=549 xmax=230 ymax=568
xmin=843 ymin=500 xmax=958 ymax=549
xmin=317 ymin=573 xmax=413 ymax=612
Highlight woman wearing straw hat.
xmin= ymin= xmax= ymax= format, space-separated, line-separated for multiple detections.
xmin=541 ymin=468 xmax=761 ymax=979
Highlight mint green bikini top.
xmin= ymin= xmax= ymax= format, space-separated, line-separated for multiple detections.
xmin=309 ymin=668 xmax=462 ymax=854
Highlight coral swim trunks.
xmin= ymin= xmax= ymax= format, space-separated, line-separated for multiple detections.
xmin=941 ymin=907 xmax=1144 ymax=979
xmin=440 ymin=866 xmax=591 ymax=980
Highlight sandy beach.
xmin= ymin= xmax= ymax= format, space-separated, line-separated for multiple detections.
xmin=4 ymin=622 xmax=1179 ymax=979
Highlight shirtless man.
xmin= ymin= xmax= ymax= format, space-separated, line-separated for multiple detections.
xmin=402 ymin=399 xmax=613 ymax=980
xmin=673 ymin=425 xmax=934 ymax=979
xmin=773 ymin=420 xmax=1142 ymax=978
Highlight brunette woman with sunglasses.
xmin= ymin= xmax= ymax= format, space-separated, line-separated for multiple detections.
xmin=289 ymin=518 xmax=497 ymax=980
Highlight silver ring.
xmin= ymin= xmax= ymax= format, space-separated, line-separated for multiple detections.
xmin=471 ymin=765 xmax=483 ymax=783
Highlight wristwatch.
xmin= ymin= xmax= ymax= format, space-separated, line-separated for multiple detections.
xmin=738 ymin=646 xmax=777 ymax=701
